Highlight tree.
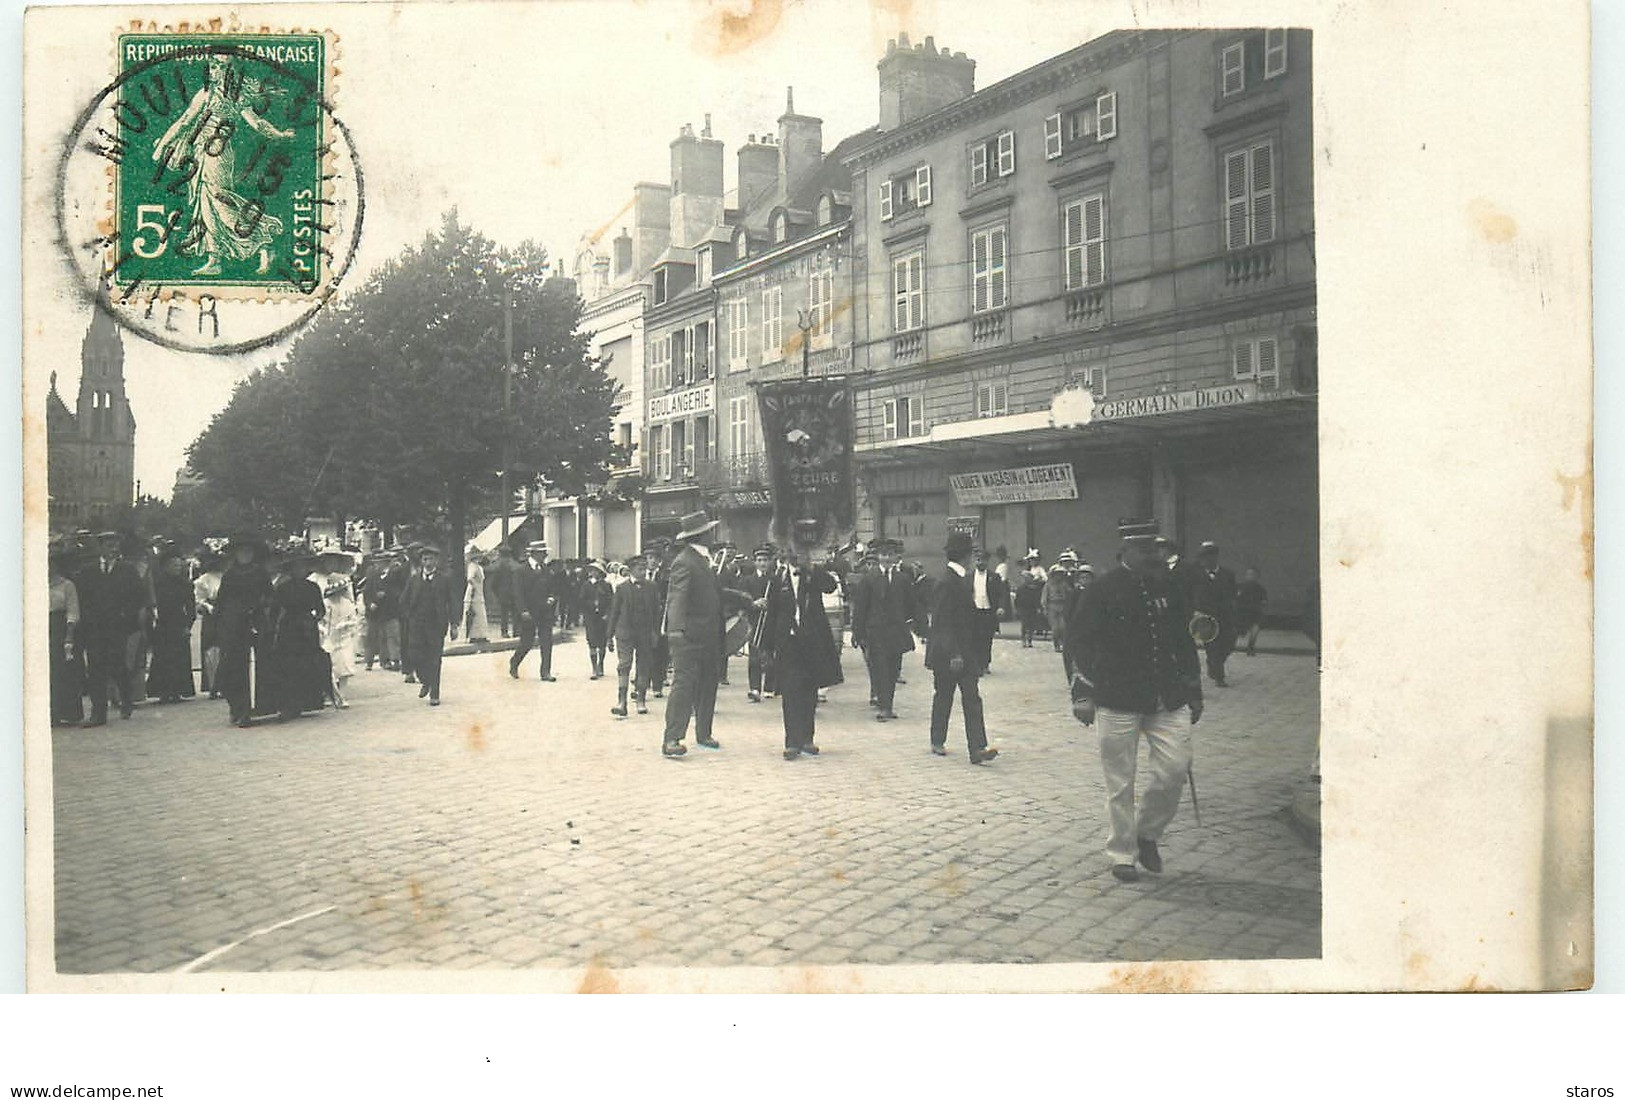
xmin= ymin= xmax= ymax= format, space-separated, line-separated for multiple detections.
xmin=186 ymin=209 xmax=626 ymax=573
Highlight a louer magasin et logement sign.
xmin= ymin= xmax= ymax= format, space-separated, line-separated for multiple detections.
xmin=648 ymin=383 xmax=714 ymax=423
xmin=950 ymin=463 xmax=1079 ymax=506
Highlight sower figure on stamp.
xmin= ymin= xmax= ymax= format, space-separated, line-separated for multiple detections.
xmin=401 ymin=544 xmax=460 ymax=705
xmin=925 ymin=532 xmax=999 ymax=765
xmin=760 ymin=545 xmax=841 ymax=760
xmin=75 ymin=530 xmax=149 ymax=727
xmin=660 ymin=510 xmax=731 ymax=758
xmin=1067 ymin=518 xmax=1204 ymax=883
xmin=850 ymin=538 xmax=918 ymax=722
xmin=508 ymin=540 xmax=558 ymax=682
xmin=607 ymin=555 xmax=660 ymax=718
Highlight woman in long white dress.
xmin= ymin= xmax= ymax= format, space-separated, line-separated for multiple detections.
xmin=316 ymin=551 xmax=359 ymax=708
xmin=464 ymin=548 xmax=491 ymax=646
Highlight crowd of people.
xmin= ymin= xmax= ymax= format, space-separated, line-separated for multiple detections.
xmin=47 ymin=513 xmax=1299 ymax=883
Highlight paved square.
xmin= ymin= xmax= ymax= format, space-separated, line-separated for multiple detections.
xmin=50 ymin=631 xmax=1320 ymax=974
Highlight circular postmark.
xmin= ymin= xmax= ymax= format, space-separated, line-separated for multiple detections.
xmin=55 ymin=32 xmax=364 ymax=355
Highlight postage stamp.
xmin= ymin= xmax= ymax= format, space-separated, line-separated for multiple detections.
xmin=55 ymin=21 xmax=364 ymax=354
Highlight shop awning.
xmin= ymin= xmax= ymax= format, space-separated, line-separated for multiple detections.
xmin=468 ymin=513 xmax=530 ymax=553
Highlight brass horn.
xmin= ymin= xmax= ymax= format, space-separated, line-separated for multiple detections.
xmin=1189 ymin=611 xmax=1220 ymax=645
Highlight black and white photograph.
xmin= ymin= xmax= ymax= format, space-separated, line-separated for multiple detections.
xmin=16 ymin=0 xmax=1593 ymax=1008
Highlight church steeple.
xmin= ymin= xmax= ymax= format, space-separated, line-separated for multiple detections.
xmin=76 ymin=308 xmax=129 ymax=442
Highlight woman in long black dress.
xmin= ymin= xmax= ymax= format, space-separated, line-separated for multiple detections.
xmin=147 ymin=551 xmax=197 ymax=703
xmin=214 ymin=538 xmax=272 ymax=727
xmin=48 ymin=550 xmax=84 ymax=725
xmin=269 ymin=555 xmax=328 ymax=720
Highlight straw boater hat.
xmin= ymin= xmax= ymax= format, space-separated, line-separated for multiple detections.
xmin=1117 ymin=518 xmax=1160 ymax=542
xmin=674 ymin=509 xmax=720 ymax=542
xmin=526 ymin=539 xmax=548 ymax=555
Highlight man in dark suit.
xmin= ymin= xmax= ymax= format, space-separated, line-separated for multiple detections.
xmin=606 ymin=554 xmax=660 ymax=717
xmin=925 ymin=532 xmax=999 ymax=764
xmin=1181 ymin=540 xmax=1239 ymax=687
xmin=970 ymin=546 xmax=1008 ymax=675
xmin=850 ymin=538 xmax=918 ymax=721
xmin=401 ymin=544 xmax=460 ymax=704
xmin=507 ymin=540 xmax=558 ymax=682
xmin=760 ymin=546 xmax=842 ymax=759
xmin=75 ymin=531 xmax=150 ymax=726
xmin=660 ymin=510 xmax=729 ymax=757
xmin=1067 ymin=518 xmax=1204 ymax=882
xmin=737 ymin=544 xmax=775 ymax=703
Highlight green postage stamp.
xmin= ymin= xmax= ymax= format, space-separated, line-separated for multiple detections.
xmin=110 ymin=31 xmax=332 ymax=295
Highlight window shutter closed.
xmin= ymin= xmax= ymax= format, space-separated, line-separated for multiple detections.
xmin=1251 ymin=144 xmax=1276 ymax=243
xmin=880 ymin=179 xmax=893 ymax=220
xmin=1233 ymin=343 xmax=1254 ymax=380
xmin=883 ymin=400 xmax=898 ymax=439
xmin=916 ymin=164 xmax=932 ymax=206
xmin=991 ymin=227 xmax=1008 ymax=309
xmin=1264 ymin=29 xmax=1288 ymax=78
xmin=908 ymin=397 xmax=923 ymax=436
xmin=1096 ymin=92 xmax=1117 ymax=141
xmin=970 ymin=143 xmax=987 ymax=186
xmin=1044 ymin=113 xmax=1063 ymax=159
xmin=1084 ymin=195 xmax=1105 ymax=286
xmin=1222 ymin=42 xmax=1245 ymax=96
xmin=893 ymin=258 xmax=908 ymax=331
xmin=1064 ymin=201 xmax=1085 ymax=289
xmin=972 ymin=231 xmax=989 ymax=313
xmin=908 ymin=255 xmax=923 ymax=329
xmin=997 ymin=131 xmax=1015 ymax=176
xmin=1224 ymin=149 xmax=1250 ymax=249
xmin=1257 ymin=337 xmax=1279 ymax=389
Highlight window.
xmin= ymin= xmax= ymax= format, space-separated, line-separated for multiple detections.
xmin=649 ymin=334 xmax=671 ymax=391
xmin=672 ymin=419 xmax=691 ymax=478
xmin=728 ymin=396 xmax=754 ymax=457
xmin=891 ymin=251 xmax=924 ymax=333
xmin=809 ymin=267 xmax=834 ymax=339
xmin=970 ymin=225 xmax=1008 ymax=313
xmin=653 ymin=268 xmax=668 ymax=305
xmin=671 ymin=329 xmax=690 ymax=386
xmin=650 ymin=423 xmax=669 ymax=480
xmin=882 ymin=396 xmax=924 ymax=441
xmin=618 ymin=421 xmax=633 ymax=452
xmin=970 ymin=130 xmax=1016 ymax=186
xmin=692 ymin=321 xmax=712 ymax=381
xmin=761 ymin=285 xmax=784 ymax=361
xmin=975 ymin=380 xmax=1008 ymax=418
xmin=879 ymin=164 xmax=932 ymax=220
xmin=1079 ymin=365 xmax=1107 ymax=394
xmin=817 ymin=194 xmax=834 ymax=226
xmin=696 ymin=248 xmax=711 ymax=287
xmin=694 ymin=415 xmax=713 ymax=464
xmin=1064 ymin=194 xmax=1107 ymax=288
xmin=1223 ymin=141 xmax=1277 ymax=250
xmin=1045 ymin=92 xmax=1117 ymax=160
xmin=1232 ymin=335 xmax=1280 ymax=390
xmin=726 ymin=297 xmax=749 ymax=371
xmin=1220 ymin=30 xmax=1289 ymax=97
xmin=772 ymin=211 xmax=788 ymax=244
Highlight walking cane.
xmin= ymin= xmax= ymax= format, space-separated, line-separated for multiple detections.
xmin=1187 ymin=766 xmax=1204 ymax=827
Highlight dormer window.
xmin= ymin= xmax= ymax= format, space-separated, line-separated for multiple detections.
xmin=970 ymin=130 xmax=1015 ymax=186
xmin=1220 ymin=30 xmax=1289 ymax=97
xmin=696 ymin=247 xmax=712 ymax=287
xmin=734 ymin=228 xmax=750 ymax=261
xmin=816 ymin=193 xmax=834 ymax=226
xmin=772 ymin=210 xmax=789 ymax=244
xmin=1044 ymin=92 xmax=1117 ymax=160
xmin=654 ymin=267 xmax=669 ymax=305
xmin=879 ymin=164 xmax=932 ymax=221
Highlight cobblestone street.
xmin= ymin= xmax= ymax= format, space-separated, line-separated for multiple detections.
xmin=50 ymin=629 xmax=1320 ymax=977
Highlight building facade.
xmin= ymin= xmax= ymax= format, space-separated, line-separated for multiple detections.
xmin=844 ymin=30 xmax=1317 ymax=614
xmin=47 ymin=310 xmax=137 ymax=533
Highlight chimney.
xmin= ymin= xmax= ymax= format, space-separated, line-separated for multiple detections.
xmin=631 ymin=182 xmax=671 ymax=276
xmin=613 ymin=227 xmax=633 ymax=276
xmin=777 ymin=85 xmax=824 ymax=203
xmin=670 ymin=119 xmax=725 ymax=249
xmin=878 ymin=35 xmax=976 ymax=131
xmin=737 ymin=134 xmax=781 ymax=215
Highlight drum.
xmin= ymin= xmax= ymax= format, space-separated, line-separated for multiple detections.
xmin=723 ymin=611 xmax=752 ymax=656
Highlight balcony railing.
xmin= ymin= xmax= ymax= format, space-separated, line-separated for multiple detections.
xmin=892 ymin=331 xmax=923 ymax=361
xmin=971 ymin=309 xmax=1007 ymax=343
xmin=1064 ymin=287 xmax=1107 ymax=326
xmin=695 ymin=451 xmax=770 ymax=490
xmin=1223 ymin=245 xmax=1276 ymax=287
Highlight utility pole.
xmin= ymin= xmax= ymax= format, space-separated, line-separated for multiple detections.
xmin=500 ymin=283 xmax=514 ymax=541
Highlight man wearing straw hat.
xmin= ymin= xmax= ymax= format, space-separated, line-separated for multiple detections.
xmin=508 ymin=540 xmax=559 ymax=682
xmin=1066 ymin=518 xmax=1204 ymax=883
xmin=659 ymin=509 xmax=727 ymax=757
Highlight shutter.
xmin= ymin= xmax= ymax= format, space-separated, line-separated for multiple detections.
xmin=1044 ymin=112 xmax=1063 ymax=159
xmin=1251 ymin=143 xmax=1276 ymax=243
xmin=908 ymin=254 xmax=924 ymax=329
xmin=1232 ymin=342 xmax=1254 ymax=380
xmin=1064 ymin=201 xmax=1084 ymax=289
xmin=916 ymin=164 xmax=932 ymax=206
xmin=1222 ymin=42 xmax=1245 ymax=95
xmin=880 ymin=179 xmax=893 ymax=220
xmin=1096 ymin=92 xmax=1117 ymax=141
xmin=970 ymin=143 xmax=987 ymax=186
xmin=1264 ymin=29 xmax=1288 ymax=78
xmin=976 ymin=383 xmax=990 ymax=418
xmin=1084 ymin=195 xmax=1105 ymax=286
xmin=893 ymin=258 xmax=908 ymax=330
xmin=883 ymin=399 xmax=898 ymax=439
xmin=997 ymin=130 xmax=1015 ymax=176
xmin=910 ymin=397 xmax=924 ymax=436
xmin=1224 ymin=149 xmax=1250 ymax=249
xmin=1257 ymin=336 xmax=1279 ymax=389
xmin=972 ymin=231 xmax=989 ymax=313
xmin=991 ymin=226 xmax=1008 ymax=309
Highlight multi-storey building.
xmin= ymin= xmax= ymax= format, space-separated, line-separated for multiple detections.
xmin=47 ymin=310 xmax=137 ymax=533
xmin=845 ymin=30 xmax=1317 ymax=613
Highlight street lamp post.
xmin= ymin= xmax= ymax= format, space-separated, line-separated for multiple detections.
xmin=500 ymin=281 xmax=514 ymax=542
xmin=796 ymin=308 xmax=812 ymax=379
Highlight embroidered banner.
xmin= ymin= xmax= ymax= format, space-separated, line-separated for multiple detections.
xmin=756 ymin=377 xmax=854 ymax=547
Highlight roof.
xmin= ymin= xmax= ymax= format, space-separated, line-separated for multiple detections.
xmin=652 ymin=245 xmax=697 ymax=269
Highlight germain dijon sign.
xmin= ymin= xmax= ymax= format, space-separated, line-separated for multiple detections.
xmin=1093 ymin=380 xmax=1261 ymax=421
